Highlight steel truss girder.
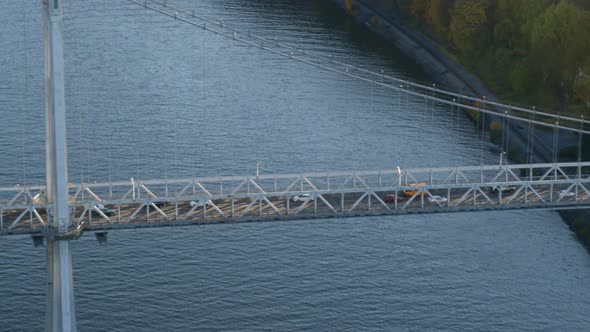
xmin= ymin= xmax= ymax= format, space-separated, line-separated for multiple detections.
xmin=2 ymin=161 xmax=590 ymax=234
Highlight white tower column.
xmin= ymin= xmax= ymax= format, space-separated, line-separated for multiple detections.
xmin=43 ymin=0 xmax=77 ymax=330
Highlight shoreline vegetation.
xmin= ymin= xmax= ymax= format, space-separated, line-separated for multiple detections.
xmin=359 ymin=0 xmax=590 ymax=117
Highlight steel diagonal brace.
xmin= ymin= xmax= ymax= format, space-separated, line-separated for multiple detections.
xmin=239 ymin=198 xmax=260 ymax=218
xmin=578 ymin=183 xmax=590 ymax=196
xmin=557 ymin=183 xmax=577 ymax=202
xmin=77 ymin=207 xmax=89 ymax=223
xmin=295 ymin=196 xmax=314 ymax=214
xmin=121 ymin=186 xmax=134 ymax=200
xmin=126 ymin=204 xmax=146 ymax=223
xmin=354 ymin=175 xmax=370 ymax=188
xmin=85 ymin=187 xmax=103 ymax=202
xmin=284 ymin=178 xmax=300 ymax=192
xmin=526 ymin=185 xmax=545 ymax=203
xmin=456 ymin=169 xmax=471 ymax=183
xmin=141 ymin=184 xmax=158 ymax=198
xmin=370 ymin=192 xmax=390 ymax=210
xmin=317 ymin=195 xmax=338 ymax=213
xmin=538 ymin=167 xmax=555 ymax=181
xmin=475 ymin=187 xmax=493 ymax=203
xmin=504 ymin=186 xmax=526 ymax=205
xmin=348 ymin=192 xmax=369 ymax=212
xmin=303 ymin=177 xmax=319 ymax=190
xmin=249 ymin=179 xmax=266 ymax=193
xmin=25 ymin=190 xmax=37 ymax=203
xmin=441 ymin=170 xmax=456 ymax=185
xmin=390 ymin=173 xmax=401 ymax=187
xmin=405 ymin=171 xmax=418 ymax=184
xmin=92 ymin=205 xmax=112 ymax=222
xmin=262 ymin=197 xmax=280 ymax=214
xmin=176 ymin=182 xmax=194 ymax=198
xmin=336 ymin=175 xmax=353 ymax=190
xmin=196 ymin=182 xmax=213 ymax=196
xmin=231 ymin=179 xmax=247 ymax=195
xmin=401 ymin=190 xmax=422 ymax=209
xmin=71 ymin=185 xmax=84 ymax=202
xmin=507 ymin=169 xmax=522 ymax=182
xmin=148 ymin=203 xmax=168 ymax=219
xmin=8 ymin=188 xmax=25 ymax=206
xmin=183 ymin=203 xmax=201 ymax=220
xmin=453 ymin=187 xmax=475 ymax=207
xmin=207 ymin=201 xmax=226 ymax=217
xmin=9 ymin=208 xmax=30 ymax=229
xmin=556 ymin=166 xmax=571 ymax=180
xmin=490 ymin=169 xmax=507 ymax=183
xmin=32 ymin=209 xmax=46 ymax=225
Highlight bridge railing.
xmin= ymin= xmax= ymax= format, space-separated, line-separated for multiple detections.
xmin=1 ymin=161 xmax=589 ymax=205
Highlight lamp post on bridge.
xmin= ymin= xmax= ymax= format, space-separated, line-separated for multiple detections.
xmin=42 ymin=0 xmax=77 ymax=331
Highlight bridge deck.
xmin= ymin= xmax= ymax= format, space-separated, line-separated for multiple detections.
xmin=1 ymin=162 xmax=589 ymax=236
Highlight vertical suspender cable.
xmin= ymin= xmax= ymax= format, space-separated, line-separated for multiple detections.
xmin=20 ymin=2 xmax=29 ymax=187
xmin=530 ymin=108 xmax=536 ymax=164
xmin=578 ymin=116 xmax=584 ymax=163
xmin=105 ymin=0 xmax=114 ymax=185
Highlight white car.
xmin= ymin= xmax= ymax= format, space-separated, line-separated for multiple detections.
xmin=292 ymin=194 xmax=314 ymax=203
xmin=190 ymin=199 xmax=212 ymax=208
xmin=558 ymin=190 xmax=575 ymax=199
xmin=490 ymin=185 xmax=517 ymax=193
xmin=427 ymin=195 xmax=448 ymax=203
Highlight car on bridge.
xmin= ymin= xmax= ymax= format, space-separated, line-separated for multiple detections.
xmin=190 ymin=199 xmax=212 ymax=208
xmin=151 ymin=201 xmax=167 ymax=208
xmin=384 ymin=194 xmax=403 ymax=203
xmin=403 ymin=183 xmax=427 ymax=197
xmin=292 ymin=194 xmax=314 ymax=203
xmin=558 ymin=190 xmax=575 ymax=199
xmin=427 ymin=195 xmax=447 ymax=203
xmin=91 ymin=204 xmax=116 ymax=217
xmin=490 ymin=185 xmax=517 ymax=193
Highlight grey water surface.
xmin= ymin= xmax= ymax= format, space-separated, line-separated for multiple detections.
xmin=0 ymin=1 xmax=589 ymax=331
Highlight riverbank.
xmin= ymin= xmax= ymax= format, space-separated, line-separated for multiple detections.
xmin=329 ymin=0 xmax=590 ymax=251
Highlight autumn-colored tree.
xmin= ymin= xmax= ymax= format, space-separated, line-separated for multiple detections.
xmin=424 ymin=0 xmax=453 ymax=37
xmin=449 ymin=1 xmax=488 ymax=55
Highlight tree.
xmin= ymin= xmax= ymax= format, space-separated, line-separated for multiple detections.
xmin=424 ymin=0 xmax=454 ymax=37
xmin=529 ymin=1 xmax=590 ymax=85
xmin=574 ymin=63 xmax=590 ymax=106
xmin=449 ymin=1 xmax=489 ymax=55
xmin=509 ymin=63 xmax=530 ymax=95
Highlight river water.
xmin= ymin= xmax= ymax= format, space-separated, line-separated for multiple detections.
xmin=1 ymin=0 xmax=589 ymax=331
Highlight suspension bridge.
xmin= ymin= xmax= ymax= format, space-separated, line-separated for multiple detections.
xmin=2 ymin=0 xmax=590 ymax=331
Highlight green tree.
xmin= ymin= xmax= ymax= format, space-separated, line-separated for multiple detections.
xmin=574 ymin=62 xmax=590 ymax=106
xmin=509 ymin=63 xmax=530 ymax=95
xmin=529 ymin=1 xmax=590 ymax=84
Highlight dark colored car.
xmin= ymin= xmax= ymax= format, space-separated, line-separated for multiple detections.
xmin=384 ymin=194 xmax=403 ymax=203
xmin=91 ymin=204 xmax=116 ymax=216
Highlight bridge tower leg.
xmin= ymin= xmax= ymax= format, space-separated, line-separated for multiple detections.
xmin=43 ymin=0 xmax=77 ymax=331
